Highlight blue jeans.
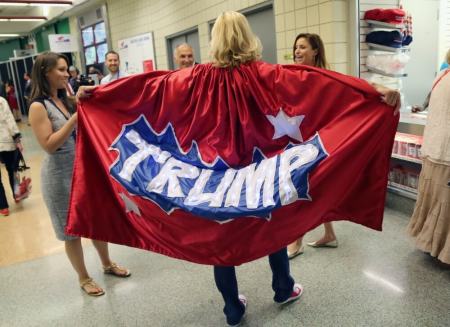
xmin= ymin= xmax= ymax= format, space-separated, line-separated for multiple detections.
xmin=214 ymin=247 xmax=295 ymax=325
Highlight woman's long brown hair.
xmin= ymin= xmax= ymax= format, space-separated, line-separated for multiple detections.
xmin=292 ymin=33 xmax=329 ymax=69
xmin=30 ymin=52 xmax=74 ymax=113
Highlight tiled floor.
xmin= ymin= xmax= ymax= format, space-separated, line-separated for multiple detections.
xmin=0 ymin=124 xmax=449 ymax=327
xmin=1 ymin=121 xmax=69 ymax=267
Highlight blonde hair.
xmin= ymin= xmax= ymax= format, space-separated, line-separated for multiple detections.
xmin=210 ymin=11 xmax=262 ymax=68
xmin=446 ymin=48 xmax=450 ymax=64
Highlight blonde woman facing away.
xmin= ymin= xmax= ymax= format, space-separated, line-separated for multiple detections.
xmin=210 ymin=12 xmax=303 ymax=326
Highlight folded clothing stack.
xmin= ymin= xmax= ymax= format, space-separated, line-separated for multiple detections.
xmin=364 ymin=8 xmax=413 ymax=47
xmin=366 ymin=53 xmax=410 ymax=75
xmin=364 ymin=8 xmax=406 ymax=24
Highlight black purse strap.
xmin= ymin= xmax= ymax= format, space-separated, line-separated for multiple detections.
xmin=16 ymin=150 xmax=30 ymax=172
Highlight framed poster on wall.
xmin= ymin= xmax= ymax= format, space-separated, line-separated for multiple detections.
xmin=118 ymin=32 xmax=156 ymax=74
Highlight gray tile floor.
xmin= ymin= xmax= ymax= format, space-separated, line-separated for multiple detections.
xmin=1 ymin=208 xmax=449 ymax=327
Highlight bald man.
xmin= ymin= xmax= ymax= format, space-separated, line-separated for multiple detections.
xmin=174 ymin=43 xmax=195 ymax=69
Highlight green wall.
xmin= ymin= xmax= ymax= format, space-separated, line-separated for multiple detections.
xmin=55 ymin=18 xmax=70 ymax=34
xmin=0 ymin=39 xmax=23 ymax=61
xmin=0 ymin=18 xmax=71 ymax=58
xmin=35 ymin=25 xmax=56 ymax=53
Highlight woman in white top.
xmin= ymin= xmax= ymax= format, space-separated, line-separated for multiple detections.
xmin=0 ymin=96 xmax=26 ymax=216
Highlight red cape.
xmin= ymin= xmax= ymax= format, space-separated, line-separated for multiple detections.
xmin=66 ymin=61 xmax=398 ymax=265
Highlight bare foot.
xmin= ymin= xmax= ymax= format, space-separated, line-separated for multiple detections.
xmin=288 ymin=241 xmax=304 ymax=258
xmin=315 ymin=236 xmax=336 ymax=245
xmin=288 ymin=243 xmax=300 ymax=255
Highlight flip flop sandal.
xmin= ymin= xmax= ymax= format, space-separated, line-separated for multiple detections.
xmin=103 ymin=262 xmax=131 ymax=277
xmin=80 ymin=278 xmax=105 ymax=296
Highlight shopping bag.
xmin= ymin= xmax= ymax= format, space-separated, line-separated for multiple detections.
xmin=14 ymin=149 xmax=31 ymax=203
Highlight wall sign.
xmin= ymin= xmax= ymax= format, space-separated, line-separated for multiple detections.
xmin=48 ymin=34 xmax=79 ymax=53
xmin=118 ymin=32 xmax=156 ymax=74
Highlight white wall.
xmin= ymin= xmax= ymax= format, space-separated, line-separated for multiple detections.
xmin=438 ymin=0 xmax=450 ymax=71
xmin=401 ymin=0 xmax=440 ymax=107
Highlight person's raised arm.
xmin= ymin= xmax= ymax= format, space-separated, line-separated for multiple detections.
xmin=29 ymin=101 xmax=77 ymax=154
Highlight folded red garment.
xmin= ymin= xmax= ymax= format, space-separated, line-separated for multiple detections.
xmin=364 ymin=8 xmax=381 ymax=21
xmin=364 ymin=8 xmax=405 ymax=24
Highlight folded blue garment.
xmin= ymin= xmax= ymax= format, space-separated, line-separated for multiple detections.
xmin=366 ymin=30 xmax=403 ymax=48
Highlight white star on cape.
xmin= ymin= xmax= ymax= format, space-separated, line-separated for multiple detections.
xmin=119 ymin=192 xmax=141 ymax=216
xmin=266 ymin=108 xmax=305 ymax=142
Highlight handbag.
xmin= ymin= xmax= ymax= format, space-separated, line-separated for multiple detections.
xmin=13 ymin=149 xmax=32 ymax=203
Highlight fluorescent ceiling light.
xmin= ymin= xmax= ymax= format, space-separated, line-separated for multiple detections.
xmin=0 ymin=34 xmax=20 ymax=37
xmin=0 ymin=2 xmax=29 ymax=6
xmin=0 ymin=1 xmax=72 ymax=6
xmin=12 ymin=18 xmax=47 ymax=21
